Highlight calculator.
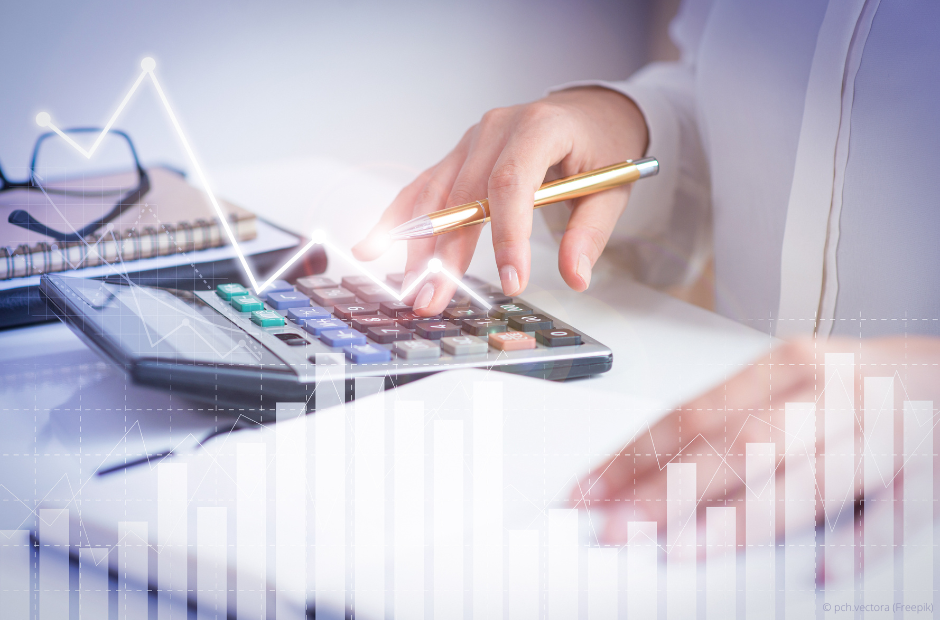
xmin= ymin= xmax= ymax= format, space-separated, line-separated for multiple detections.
xmin=40 ymin=271 xmax=612 ymax=413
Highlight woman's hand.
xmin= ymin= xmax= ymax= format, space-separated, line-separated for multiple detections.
xmin=351 ymin=87 xmax=648 ymax=315
xmin=575 ymin=336 xmax=940 ymax=544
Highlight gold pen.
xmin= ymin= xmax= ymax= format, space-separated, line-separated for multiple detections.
xmin=388 ymin=157 xmax=658 ymax=240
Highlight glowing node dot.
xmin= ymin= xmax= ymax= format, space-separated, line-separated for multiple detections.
xmin=310 ymin=229 xmax=326 ymax=244
xmin=181 ymin=318 xmax=190 ymax=326
xmin=35 ymin=112 xmax=50 ymax=127
xmin=106 ymin=223 xmax=114 ymax=231
xmin=239 ymin=339 xmax=246 ymax=347
xmin=428 ymin=258 xmax=443 ymax=273
xmin=141 ymin=57 xmax=156 ymax=71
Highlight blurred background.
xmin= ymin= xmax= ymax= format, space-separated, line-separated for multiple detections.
xmin=0 ymin=0 xmax=677 ymax=182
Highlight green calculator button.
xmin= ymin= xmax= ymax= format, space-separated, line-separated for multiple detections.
xmin=216 ymin=283 xmax=250 ymax=300
xmin=251 ymin=310 xmax=286 ymax=327
xmin=232 ymin=295 xmax=264 ymax=312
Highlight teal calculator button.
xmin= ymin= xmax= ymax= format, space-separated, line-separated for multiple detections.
xmin=232 ymin=295 xmax=264 ymax=312
xmin=251 ymin=310 xmax=286 ymax=327
xmin=216 ymin=283 xmax=249 ymax=300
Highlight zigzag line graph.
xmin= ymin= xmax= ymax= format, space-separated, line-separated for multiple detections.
xmin=34 ymin=57 xmax=491 ymax=309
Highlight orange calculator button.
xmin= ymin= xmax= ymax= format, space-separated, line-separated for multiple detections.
xmin=488 ymin=330 xmax=536 ymax=351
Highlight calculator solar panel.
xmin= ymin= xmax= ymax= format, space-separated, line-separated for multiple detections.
xmin=40 ymin=272 xmax=612 ymax=413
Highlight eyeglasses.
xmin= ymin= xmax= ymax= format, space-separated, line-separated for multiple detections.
xmin=0 ymin=128 xmax=150 ymax=242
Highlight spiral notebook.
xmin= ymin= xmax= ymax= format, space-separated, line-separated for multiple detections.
xmin=0 ymin=166 xmax=257 ymax=280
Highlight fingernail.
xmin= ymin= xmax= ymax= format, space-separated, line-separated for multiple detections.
xmin=413 ymin=282 xmax=435 ymax=311
xmin=499 ymin=265 xmax=519 ymax=295
xmin=577 ymin=253 xmax=592 ymax=289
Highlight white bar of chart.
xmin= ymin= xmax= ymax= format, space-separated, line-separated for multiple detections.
xmin=863 ymin=377 xmax=894 ymax=616
xmin=825 ymin=352 xmax=856 ymax=599
xmin=197 ymin=507 xmax=227 ymax=619
xmin=276 ymin=402 xmax=308 ymax=619
xmin=746 ymin=443 xmax=775 ymax=619
xmin=236 ymin=441 xmax=267 ymax=619
xmin=705 ymin=507 xmax=735 ymax=620
xmin=118 ymin=521 xmax=149 ymax=620
xmin=508 ymin=529 xmax=540 ymax=620
xmin=157 ymin=462 xmax=187 ymax=620
xmin=79 ymin=547 xmax=110 ymax=620
xmin=548 ymin=508 xmax=578 ymax=619
xmin=394 ymin=400 xmax=425 ymax=619
xmin=314 ymin=373 xmax=346 ymax=614
xmin=434 ymin=420 xmax=464 ymax=619
xmin=666 ymin=462 xmax=696 ymax=619
xmin=784 ymin=402 xmax=816 ymax=619
xmin=354 ymin=377 xmax=386 ymax=618
xmin=39 ymin=508 xmax=69 ymax=620
xmin=903 ymin=400 xmax=933 ymax=608
xmin=472 ymin=380 xmax=504 ymax=620
xmin=587 ymin=547 xmax=618 ymax=620
xmin=0 ymin=530 xmax=31 ymax=619
xmin=627 ymin=521 xmax=657 ymax=619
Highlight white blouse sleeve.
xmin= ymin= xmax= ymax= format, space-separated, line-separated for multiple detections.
xmin=546 ymin=0 xmax=715 ymax=289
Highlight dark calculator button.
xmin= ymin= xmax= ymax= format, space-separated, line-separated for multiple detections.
xmin=462 ymin=319 xmax=508 ymax=336
xmin=461 ymin=274 xmax=488 ymax=287
xmin=535 ymin=328 xmax=582 ymax=347
xmin=386 ymin=273 xmax=406 ymax=287
xmin=380 ymin=301 xmax=411 ymax=316
xmin=446 ymin=292 xmax=471 ymax=307
xmin=332 ymin=303 xmax=381 ymax=320
xmin=309 ymin=287 xmax=357 ymax=307
xmin=444 ymin=307 xmax=487 ymax=322
xmin=351 ymin=314 xmax=396 ymax=332
xmin=367 ymin=326 xmax=414 ymax=343
xmin=396 ymin=312 xmax=442 ymax=328
xmin=356 ymin=284 xmax=395 ymax=303
xmin=472 ymin=291 xmax=512 ymax=307
xmin=488 ymin=302 xmax=533 ymax=319
xmin=275 ymin=332 xmax=310 ymax=346
xmin=341 ymin=276 xmax=375 ymax=292
xmin=507 ymin=313 xmax=553 ymax=332
xmin=414 ymin=320 xmax=462 ymax=339
xmin=296 ymin=276 xmax=337 ymax=295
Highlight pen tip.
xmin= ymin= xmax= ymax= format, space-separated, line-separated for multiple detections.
xmin=388 ymin=216 xmax=434 ymax=240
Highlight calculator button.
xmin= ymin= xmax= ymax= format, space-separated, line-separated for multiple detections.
xmin=296 ymin=276 xmax=337 ymax=295
xmin=356 ymin=285 xmax=395 ymax=303
xmin=232 ymin=295 xmax=264 ymax=312
xmin=351 ymin=315 xmax=396 ymax=332
xmin=251 ymin=310 xmax=286 ymax=327
xmin=462 ymin=319 xmax=508 ymax=336
xmin=287 ymin=306 xmax=331 ymax=323
xmin=488 ymin=303 xmax=533 ymax=319
xmin=394 ymin=339 xmax=442 ymax=360
xmin=344 ymin=343 xmax=392 ymax=363
xmin=443 ymin=307 xmax=487 ymax=322
xmin=320 ymin=329 xmax=367 ymax=347
xmin=446 ymin=292 xmax=471 ymax=307
xmin=461 ymin=274 xmax=488 ymax=287
xmin=488 ymin=330 xmax=536 ymax=351
xmin=309 ymin=287 xmax=357 ymax=307
xmin=386 ymin=272 xmax=405 ymax=287
xmin=266 ymin=291 xmax=311 ymax=310
xmin=302 ymin=318 xmax=347 ymax=335
xmin=535 ymin=328 xmax=582 ymax=347
xmin=341 ymin=275 xmax=375 ymax=292
xmin=441 ymin=335 xmax=488 ymax=356
xmin=380 ymin=301 xmax=411 ymax=316
xmin=275 ymin=332 xmax=309 ymax=346
xmin=263 ymin=280 xmax=294 ymax=295
xmin=473 ymin=292 xmax=513 ymax=307
xmin=333 ymin=303 xmax=381 ymax=320
xmin=507 ymin=313 xmax=552 ymax=332
xmin=415 ymin=320 xmax=462 ymax=339
xmin=216 ymin=283 xmax=249 ymax=300
xmin=367 ymin=326 xmax=414 ymax=343
xmin=396 ymin=312 xmax=443 ymax=328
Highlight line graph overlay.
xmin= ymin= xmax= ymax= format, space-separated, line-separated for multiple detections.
xmin=35 ymin=57 xmax=491 ymax=308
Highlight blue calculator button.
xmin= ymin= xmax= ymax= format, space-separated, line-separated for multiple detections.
xmin=288 ymin=306 xmax=331 ymax=323
xmin=263 ymin=280 xmax=295 ymax=294
xmin=266 ymin=291 xmax=311 ymax=310
xmin=320 ymin=329 xmax=367 ymax=347
xmin=302 ymin=318 xmax=347 ymax=335
xmin=343 ymin=343 xmax=392 ymax=363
